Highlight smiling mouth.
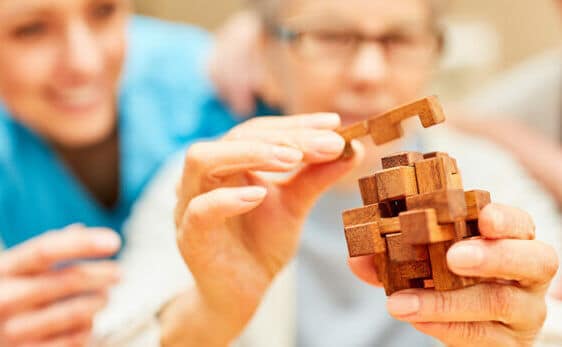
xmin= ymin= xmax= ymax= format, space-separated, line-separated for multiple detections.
xmin=48 ymin=85 xmax=105 ymax=114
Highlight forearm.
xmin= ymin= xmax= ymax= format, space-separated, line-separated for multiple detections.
xmin=159 ymin=288 xmax=243 ymax=347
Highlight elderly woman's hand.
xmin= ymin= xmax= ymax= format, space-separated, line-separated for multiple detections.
xmin=167 ymin=113 xmax=363 ymax=346
xmin=350 ymin=204 xmax=559 ymax=347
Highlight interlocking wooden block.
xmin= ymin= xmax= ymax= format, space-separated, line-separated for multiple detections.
xmin=406 ymin=189 xmax=468 ymax=223
xmin=399 ymin=209 xmax=456 ymax=245
xmin=386 ymin=233 xmax=429 ymax=263
xmin=381 ymin=151 xmax=425 ymax=169
xmin=342 ymin=204 xmax=382 ymax=226
xmin=375 ymin=166 xmax=418 ymax=202
xmin=414 ymin=155 xmax=463 ymax=194
xmin=340 ymin=98 xmax=491 ymax=295
xmin=358 ymin=175 xmax=378 ymax=205
xmin=399 ymin=261 xmax=432 ymax=280
xmin=337 ymin=96 xmax=445 ymax=157
xmin=345 ymin=223 xmax=380 ymax=257
xmin=465 ymin=190 xmax=491 ymax=220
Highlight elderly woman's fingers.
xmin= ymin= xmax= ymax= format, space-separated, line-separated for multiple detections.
xmin=386 ymin=284 xmax=546 ymax=330
xmin=446 ymin=239 xmax=559 ymax=288
xmin=478 ymin=204 xmax=536 ymax=240
xmin=412 ymin=321 xmax=518 ymax=347
xmin=229 ymin=113 xmax=341 ymax=131
xmin=225 ymin=128 xmax=346 ymax=163
xmin=180 ymin=186 xmax=267 ymax=231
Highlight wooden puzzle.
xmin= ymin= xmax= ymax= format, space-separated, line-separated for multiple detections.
xmin=339 ymin=97 xmax=492 ymax=296
xmin=336 ymin=96 xmax=446 ymax=157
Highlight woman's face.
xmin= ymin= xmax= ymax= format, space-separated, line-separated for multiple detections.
xmin=262 ymin=0 xmax=440 ymax=126
xmin=0 ymin=0 xmax=130 ymax=148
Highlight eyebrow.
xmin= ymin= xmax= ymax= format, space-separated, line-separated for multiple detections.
xmin=284 ymin=15 xmax=431 ymax=34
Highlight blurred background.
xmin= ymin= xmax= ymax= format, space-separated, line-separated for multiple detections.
xmin=134 ymin=0 xmax=561 ymax=101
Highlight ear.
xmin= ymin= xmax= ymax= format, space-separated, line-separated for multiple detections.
xmin=255 ymin=32 xmax=285 ymax=110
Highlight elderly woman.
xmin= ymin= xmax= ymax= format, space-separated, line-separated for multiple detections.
xmin=102 ymin=0 xmax=561 ymax=346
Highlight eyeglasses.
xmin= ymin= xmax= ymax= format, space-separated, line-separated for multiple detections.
xmin=271 ymin=25 xmax=440 ymax=67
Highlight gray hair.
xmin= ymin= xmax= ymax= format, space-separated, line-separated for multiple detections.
xmin=250 ymin=0 xmax=447 ymax=27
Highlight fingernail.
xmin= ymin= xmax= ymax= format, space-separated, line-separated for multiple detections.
xmin=387 ymin=294 xmax=420 ymax=316
xmin=239 ymin=187 xmax=267 ymax=202
xmin=306 ymin=133 xmax=345 ymax=155
xmin=273 ymin=146 xmax=303 ymax=164
xmin=303 ymin=113 xmax=341 ymax=128
xmin=448 ymin=244 xmax=484 ymax=269
xmin=94 ymin=233 xmax=121 ymax=250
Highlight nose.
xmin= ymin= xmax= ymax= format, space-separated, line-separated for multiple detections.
xmin=347 ymin=43 xmax=389 ymax=90
xmin=58 ymin=20 xmax=103 ymax=84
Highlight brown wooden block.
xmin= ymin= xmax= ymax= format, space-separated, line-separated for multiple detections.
xmin=379 ymin=217 xmax=401 ymax=235
xmin=406 ymin=189 xmax=468 ymax=223
xmin=386 ymin=233 xmax=429 ymax=263
xmin=381 ymin=152 xmax=425 ymax=169
xmin=342 ymin=204 xmax=381 ymax=227
xmin=367 ymin=96 xmax=446 ymax=145
xmin=344 ymin=223 xmax=380 ymax=257
xmin=399 ymin=260 xmax=432 ymax=279
xmin=428 ymin=241 xmax=477 ymax=291
xmin=414 ymin=156 xmax=460 ymax=194
xmin=358 ymin=175 xmax=378 ymax=205
xmin=373 ymin=253 xmax=412 ymax=296
xmin=399 ymin=209 xmax=455 ymax=245
xmin=375 ymin=166 xmax=418 ymax=202
xmin=453 ymin=221 xmax=468 ymax=240
xmin=465 ymin=190 xmax=491 ymax=220
xmin=423 ymin=279 xmax=435 ymax=288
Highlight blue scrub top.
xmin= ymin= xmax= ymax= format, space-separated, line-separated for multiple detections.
xmin=0 ymin=16 xmax=243 ymax=248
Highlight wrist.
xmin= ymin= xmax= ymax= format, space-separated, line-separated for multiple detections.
xmin=159 ymin=287 xmax=247 ymax=347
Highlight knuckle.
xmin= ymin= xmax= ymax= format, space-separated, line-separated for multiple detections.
xmin=184 ymin=142 xmax=210 ymax=170
xmin=457 ymin=322 xmax=487 ymax=341
xmin=431 ymin=292 xmax=455 ymax=314
xmin=489 ymin=285 xmax=517 ymax=322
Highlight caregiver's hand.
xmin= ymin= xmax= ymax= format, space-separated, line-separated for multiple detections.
xmin=350 ymin=204 xmax=559 ymax=347
xmin=164 ymin=113 xmax=363 ymax=346
xmin=0 ymin=225 xmax=121 ymax=347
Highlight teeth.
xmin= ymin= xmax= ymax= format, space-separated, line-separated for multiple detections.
xmin=55 ymin=86 xmax=101 ymax=107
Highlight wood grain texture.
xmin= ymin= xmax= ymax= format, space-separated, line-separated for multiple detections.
xmin=358 ymin=175 xmax=378 ymax=205
xmin=406 ymin=189 xmax=468 ymax=224
xmin=381 ymin=151 xmax=425 ymax=169
xmin=375 ymin=166 xmax=419 ymax=202
xmin=399 ymin=209 xmax=455 ymax=245
xmin=367 ymin=96 xmax=446 ymax=145
xmin=386 ymin=233 xmax=429 ymax=263
xmin=465 ymin=190 xmax=491 ymax=220
xmin=342 ymin=204 xmax=381 ymax=226
xmin=399 ymin=260 xmax=432 ymax=279
xmin=344 ymin=223 xmax=380 ymax=257
xmin=414 ymin=155 xmax=461 ymax=194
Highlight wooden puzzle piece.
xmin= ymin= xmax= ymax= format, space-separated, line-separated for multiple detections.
xmin=342 ymin=204 xmax=381 ymax=226
xmin=406 ymin=189 xmax=468 ymax=224
xmin=375 ymin=166 xmax=419 ymax=202
xmin=386 ymin=233 xmax=429 ymax=263
xmin=428 ymin=240 xmax=477 ymax=291
xmin=337 ymin=96 xmax=445 ymax=157
xmin=465 ymin=190 xmax=491 ymax=220
xmin=358 ymin=175 xmax=378 ymax=205
xmin=381 ymin=151 xmax=425 ymax=169
xmin=399 ymin=261 xmax=432 ymax=280
xmin=378 ymin=217 xmax=401 ymax=235
xmin=344 ymin=223 xmax=379 ymax=257
xmin=414 ymin=155 xmax=463 ymax=194
xmin=399 ymin=209 xmax=456 ymax=245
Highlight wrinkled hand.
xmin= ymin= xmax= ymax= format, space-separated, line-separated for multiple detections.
xmin=208 ymin=10 xmax=262 ymax=116
xmin=0 ymin=226 xmax=121 ymax=347
xmin=175 ymin=113 xmax=363 ymax=333
xmin=350 ymin=204 xmax=559 ymax=347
